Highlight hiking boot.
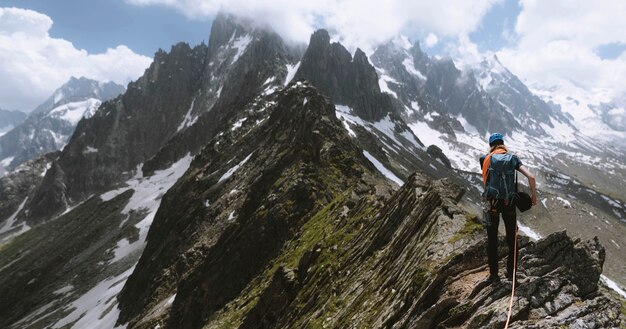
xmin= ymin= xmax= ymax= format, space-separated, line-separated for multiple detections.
xmin=486 ymin=275 xmax=501 ymax=285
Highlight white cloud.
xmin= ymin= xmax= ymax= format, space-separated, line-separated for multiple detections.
xmin=0 ymin=7 xmax=152 ymax=111
xmin=126 ymin=0 xmax=500 ymax=49
xmin=424 ymin=33 xmax=438 ymax=48
xmin=451 ymin=34 xmax=482 ymax=68
xmin=495 ymin=0 xmax=626 ymax=99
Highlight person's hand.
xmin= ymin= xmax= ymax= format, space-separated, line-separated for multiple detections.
xmin=531 ymin=193 xmax=538 ymax=206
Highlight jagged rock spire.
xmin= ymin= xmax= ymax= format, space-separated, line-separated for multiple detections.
xmin=295 ymin=29 xmax=396 ymax=121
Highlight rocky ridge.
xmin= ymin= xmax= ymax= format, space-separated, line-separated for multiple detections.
xmin=0 ymin=13 xmax=623 ymax=329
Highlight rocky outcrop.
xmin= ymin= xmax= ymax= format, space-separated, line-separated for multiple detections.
xmin=427 ymin=144 xmax=452 ymax=168
xmin=295 ymin=29 xmax=396 ymax=121
xmin=0 ymin=152 xmax=58 ymax=222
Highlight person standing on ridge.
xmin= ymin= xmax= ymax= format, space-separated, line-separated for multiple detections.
xmin=480 ymin=133 xmax=537 ymax=284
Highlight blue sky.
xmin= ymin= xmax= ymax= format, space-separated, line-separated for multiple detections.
xmin=470 ymin=0 xmax=521 ymax=53
xmin=3 ymin=0 xmax=211 ymax=56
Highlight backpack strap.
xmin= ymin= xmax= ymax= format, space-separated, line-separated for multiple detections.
xmin=481 ymin=148 xmax=507 ymax=187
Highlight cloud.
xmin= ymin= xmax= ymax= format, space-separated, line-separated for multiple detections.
xmin=424 ymin=33 xmax=438 ymax=48
xmin=0 ymin=7 xmax=152 ymax=111
xmin=126 ymin=0 xmax=500 ymax=49
xmin=494 ymin=0 xmax=626 ymax=100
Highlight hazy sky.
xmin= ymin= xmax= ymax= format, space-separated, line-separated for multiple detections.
xmin=1 ymin=0 xmax=626 ymax=111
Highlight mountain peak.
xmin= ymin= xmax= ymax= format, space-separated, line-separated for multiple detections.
xmin=295 ymin=30 xmax=394 ymax=121
xmin=310 ymin=28 xmax=331 ymax=45
xmin=352 ymin=48 xmax=368 ymax=63
xmin=31 ymin=76 xmax=125 ymax=115
xmin=207 ymin=12 xmax=257 ymax=58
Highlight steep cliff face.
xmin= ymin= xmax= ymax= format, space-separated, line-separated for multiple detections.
xmin=295 ymin=29 xmax=396 ymax=122
xmin=142 ymin=13 xmax=298 ymax=175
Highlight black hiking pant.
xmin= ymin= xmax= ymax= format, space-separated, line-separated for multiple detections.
xmin=486 ymin=201 xmax=518 ymax=278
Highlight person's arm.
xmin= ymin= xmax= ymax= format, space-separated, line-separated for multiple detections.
xmin=517 ymin=165 xmax=537 ymax=205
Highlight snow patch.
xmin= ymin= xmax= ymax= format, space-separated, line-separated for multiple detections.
xmin=517 ymin=221 xmax=542 ymax=241
xmin=408 ymin=120 xmax=482 ymax=173
xmin=166 ymin=294 xmax=176 ymax=305
xmin=231 ymin=34 xmax=253 ymax=64
xmin=53 ymin=284 xmax=74 ymax=295
xmin=378 ymin=74 xmax=399 ymax=98
xmin=47 ymin=129 xmax=67 ymax=148
xmin=335 ymin=105 xmax=363 ymax=138
xmin=11 ymin=300 xmax=58 ymax=328
xmin=402 ymin=58 xmax=426 ymax=80
xmin=219 ymin=152 xmax=253 ymax=183
xmin=52 ymin=266 xmax=134 ymax=329
xmin=231 ymin=117 xmax=246 ymax=131
xmin=0 ymin=198 xmax=30 ymax=243
xmin=284 ymin=62 xmax=301 ymax=85
xmin=0 ymin=126 xmax=13 ymax=137
xmin=41 ymin=162 xmax=52 ymax=177
xmin=47 ymin=98 xmax=102 ymax=126
xmin=372 ymin=115 xmax=404 ymax=149
xmin=177 ymin=97 xmax=197 ymax=132
xmin=339 ymin=119 xmax=356 ymax=137
xmin=110 ymin=238 xmax=133 ymax=263
xmin=362 ymin=151 xmax=403 ymax=186
xmin=84 ymin=146 xmax=98 ymax=154
xmin=101 ymin=154 xmax=194 ymax=264
xmin=1 ymin=156 xmax=15 ymax=168
xmin=53 ymin=90 xmax=64 ymax=104
xmin=555 ymin=196 xmax=572 ymax=208
xmin=601 ymin=275 xmax=626 ymax=299
xmin=601 ymin=195 xmax=622 ymax=208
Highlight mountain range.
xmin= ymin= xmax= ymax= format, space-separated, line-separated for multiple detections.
xmin=0 ymin=77 xmax=125 ymax=173
xmin=0 ymin=13 xmax=624 ymax=329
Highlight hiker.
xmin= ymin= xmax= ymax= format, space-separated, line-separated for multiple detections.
xmin=480 ymin=133 xmax=537 ymax=284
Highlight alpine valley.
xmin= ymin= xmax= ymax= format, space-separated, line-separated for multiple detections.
xmin=0 ymin=14 xmax=624 ymax=329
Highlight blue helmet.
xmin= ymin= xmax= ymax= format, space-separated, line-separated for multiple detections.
xmin=488 ymin=133 xmax=504 ymax=146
